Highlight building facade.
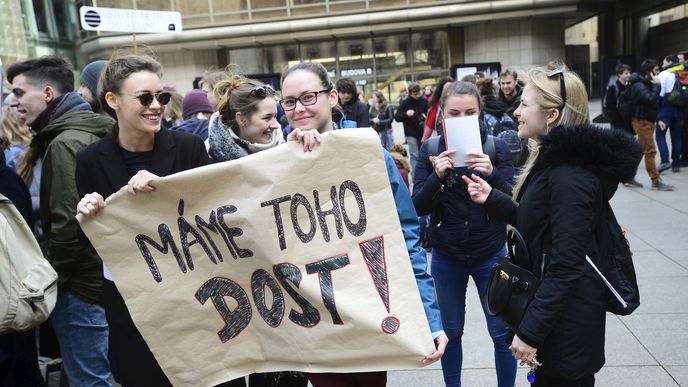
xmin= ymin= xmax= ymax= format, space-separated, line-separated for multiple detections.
xmin=1 ymin=0 xmax=687 ymax=102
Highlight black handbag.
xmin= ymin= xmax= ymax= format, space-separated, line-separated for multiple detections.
xmin=485 ymin=228 xmax=541 ymax=330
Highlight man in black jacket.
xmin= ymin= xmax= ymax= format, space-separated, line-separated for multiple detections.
xmin=630 ymin=59 xmax=674 ymax=191
xmin=394 ymin=83 xmax=428 ymax=173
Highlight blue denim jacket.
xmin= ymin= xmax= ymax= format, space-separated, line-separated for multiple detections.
xmin=383 ymin=150 xmax=444 ymax=337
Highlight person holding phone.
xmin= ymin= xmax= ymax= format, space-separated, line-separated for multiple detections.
xmin=411 ymin=81 xmax=516 ymax=387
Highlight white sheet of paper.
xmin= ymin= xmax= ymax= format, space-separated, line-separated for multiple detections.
xmin=443 ymin=115 xmax=482 ymax=167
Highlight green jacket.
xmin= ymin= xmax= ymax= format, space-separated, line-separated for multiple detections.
xmin=39 ymin=100 xmax=113 ymax=304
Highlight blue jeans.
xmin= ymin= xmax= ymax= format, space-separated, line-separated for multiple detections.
xmin=406 ymin=136 xmax=419 ymax=175
xmin=656 ymin=114 xmax=684 ymax=166
xmin=431 ymin=247 xmax=517 ymax=387
xmin=50 ymin=288 xmax=111 ymax=387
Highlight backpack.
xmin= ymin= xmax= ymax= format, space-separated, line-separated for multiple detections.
xmin=665 ymin=70 xmax=688 ymax=107
xmin=484 ymin=113 xmax=518 ymax=136
xmin=0 ymin=194 xmax=58 ymax=333
xmin=591 ymin=201 xmax=640 ymax=315
xmin=496 ymin=129 xmax=527 ymax=168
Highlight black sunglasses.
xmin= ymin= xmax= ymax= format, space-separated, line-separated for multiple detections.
xmin=247 ymin=84 xmax=275 ymax=99
xmin=546 ymin=70 xmax=566 ymax=109
xmin=120 ymin=91 xmax=172 ymax=107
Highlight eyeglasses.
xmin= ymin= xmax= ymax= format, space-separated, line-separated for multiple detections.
xmin=546 ymin=70 xmax=567 ymax=109
xmin=279 ymin=89 xmax=331 ymax=111
xmin=247 ymin=84 xmax=275 ymax=99
xmin=119 ymin=91 xmax=172 ymax=107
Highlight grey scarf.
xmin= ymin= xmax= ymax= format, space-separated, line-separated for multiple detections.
xmin=207 ymin=112 xmax=284 ymax=162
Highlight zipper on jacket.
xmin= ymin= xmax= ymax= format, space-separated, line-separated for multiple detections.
xmin=540 ymin=253 xmax=547 ymax=279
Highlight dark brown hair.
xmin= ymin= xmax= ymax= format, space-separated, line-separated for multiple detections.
xmin=99 ymin=55 xmax=163 ymax=121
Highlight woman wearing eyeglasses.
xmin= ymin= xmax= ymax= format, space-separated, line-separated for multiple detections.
xmin=463 ymin=66 xmax=642 ymax=386
xmin=279 ymin=62 xmax=448 ymax=387
xmin=74 ymin=55 xmax=220 ymax=387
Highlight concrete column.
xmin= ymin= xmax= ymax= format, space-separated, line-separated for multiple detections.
xmin=463 ymin=18 xmax=565 ymax=71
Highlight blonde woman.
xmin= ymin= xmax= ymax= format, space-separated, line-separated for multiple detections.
xmin=2 ymin=103 xmax=33 ymax=168
xmin=463 ymin=66 xmax=642 ymax=386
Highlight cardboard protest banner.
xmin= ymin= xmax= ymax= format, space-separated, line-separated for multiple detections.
xmin=78 ymin=130 xmax=435 ymax=386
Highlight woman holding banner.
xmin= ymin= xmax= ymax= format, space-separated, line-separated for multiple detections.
xmin=411 ymin=81 xmax=516 ymax=387
xmin=279 ymin=62 xmax=448 ymax=387
xmin=73 ymin=55 xmax=243 ymax=387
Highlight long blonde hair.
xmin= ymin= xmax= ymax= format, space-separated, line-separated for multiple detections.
xmin=1 ymin=105 xmax=32 ymax=148
xmin=512 ymin=65 xmax=590 ymax=199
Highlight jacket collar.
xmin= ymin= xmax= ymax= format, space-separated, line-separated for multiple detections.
xmin=99 ymin=128 xmax=177 ymax=189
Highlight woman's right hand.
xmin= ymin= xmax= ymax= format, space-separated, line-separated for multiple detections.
xmin=461 ymin=174 xmax=492 ymax=204
xmin=431 ymin=149 xmax=455 ymax=180
xmin=128 ymin=170 xmax=159 ymax=196
xmin=77 ymin=192 xmax=105 ymax=218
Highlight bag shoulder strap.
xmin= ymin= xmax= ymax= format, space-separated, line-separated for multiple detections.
xmin=484 ymin=135 xmax=497 ymax=166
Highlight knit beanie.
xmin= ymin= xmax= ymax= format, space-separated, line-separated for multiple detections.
xmin=183 ymin=90 xmax=214 ymax=119
xmin=80 ymin=60 xmax=109 ymax=97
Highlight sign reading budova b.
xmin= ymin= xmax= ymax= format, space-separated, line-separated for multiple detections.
xmin=78 ymin=131 xmax=434 ymax=386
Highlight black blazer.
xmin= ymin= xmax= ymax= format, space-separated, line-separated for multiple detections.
xmin=76 ymin=128 xmax=209 ymax=199
xmin=75 ymin=127 xmax=209 ymax=387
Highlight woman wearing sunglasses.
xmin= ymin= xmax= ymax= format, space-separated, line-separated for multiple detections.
xmin=463 ymin=66 xmax=642 ymax=386
xmin=74 ymin=55 xmax=221 ymax=387
xmin=280 ymin=62 xmax=447 ymax=387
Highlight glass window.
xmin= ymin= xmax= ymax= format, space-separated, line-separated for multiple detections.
xmin=176 ymin=1 xmax=209 ymax=15
xmin=290 ymin=4 xmax=326 ymax=16
xmin=135 ymin=0 xmax=172 ymax=10
xmin=33 ymin=0 xmax=50 ymax=34
xmin=266 ymin=44 xmax=299 ymax=74
xmin=213 ymin=0 xmax=248 ymax=13
xmin=52 ymin=0 xmax=75 ymax=40
xmin=368 ymin=0 xmax=407 ymax=9
xmin=412 ymin=30 xmax=447 ymax=70
xmin=373 ymin=34 xmax=410 ymax=100
xmin=251 ymin=8 xmax=288 ymax=20
xmin=300 ymin=40 xmax=336 ymax=67
xmin=252 ymin=0 xmax=286 ymax=9
xmin=229 ymin=47 xmax=264 ymax=74
xmin=97 ymin=0 xmax=133 ymax=7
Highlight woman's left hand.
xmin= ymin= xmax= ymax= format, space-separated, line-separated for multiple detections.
xmin=465 ymin=151 xmax=494 ymax=177
xmin=288 ymin=128 xmax=322 ymax=152
xmin=422 ymin=334 xmax=448 ymax=364
xmin=127 ymin=170 xmax=159 ymax=196
xmin=510 ymin=334 xmax=538 ymax=365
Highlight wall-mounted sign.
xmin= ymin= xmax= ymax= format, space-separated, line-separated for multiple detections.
xmin=79 ymin=6 xmax=183 ymax=33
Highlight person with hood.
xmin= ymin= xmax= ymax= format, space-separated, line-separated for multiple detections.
xmin=7 ymin=55 xmax=114 ymax=386
xmin=172 ymin=89 xmax=214 ymax=140
xmin=78 ymin=60 xmax=109 ymax=114
xmin=370 ymin=90 xmax=395 ymax=149
xmin=463 ymin=66 xmax=643 ymax=386
xmin=629 ymin=59 xmax=674 ymax=191
xmin=497 ymin=68 xmax=523 ymax=121
xmin=412 ymin=81 xmax=516 ymax=387
xmin=333 ymin=77 xmax=370 ymax=128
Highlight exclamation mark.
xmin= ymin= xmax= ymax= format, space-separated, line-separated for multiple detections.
xmin=359 ymin=236 xmax=400 ymax=334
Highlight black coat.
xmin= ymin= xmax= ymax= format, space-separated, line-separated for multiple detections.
xmin=412 ymin=127 xmax=514 ymax=259
xmin=75 ymin=128 xmax=209 ymax=387
xmin=483 ymin=124 xmax=642 ymax=379
xmin=629 ymin=73 xmax=661 ymax=122
xmin=394 ymin=96 xmax=428 ymax=139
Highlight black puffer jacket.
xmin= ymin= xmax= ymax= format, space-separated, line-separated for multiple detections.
xmin=483 ymin=124 xmax=642 ymax=379
xmin=629 ymin=72 xmax=661 ymax=122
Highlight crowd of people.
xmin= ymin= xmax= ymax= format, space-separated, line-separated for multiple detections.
xmin=0 ymin=47 xmax=670 ymax=387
